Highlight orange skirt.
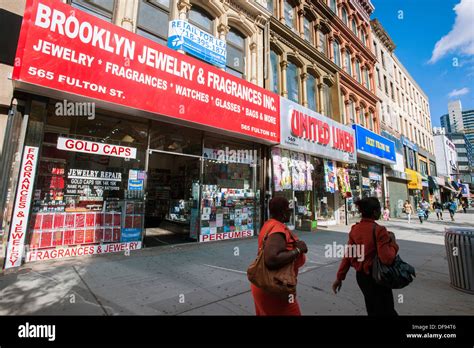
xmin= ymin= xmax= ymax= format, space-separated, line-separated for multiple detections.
xmin=251 ymin=284 xmax=301 ymax=316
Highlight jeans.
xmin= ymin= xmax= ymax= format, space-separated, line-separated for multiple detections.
xmin=356 ymin=271 xmax=398 ymax=316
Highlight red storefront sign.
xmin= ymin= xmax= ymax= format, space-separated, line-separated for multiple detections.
xmin=4 ymin=146 xmax=39 ymax=269
xmin=13 ymin=0 xmax=280 ymax=143
xmin=57 ymin=136 xmax=137 ymax=159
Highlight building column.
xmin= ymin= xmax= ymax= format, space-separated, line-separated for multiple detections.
xmin=301 ymin=72 xmax=308 ymax=107
xmin=250 ymin=42 xmax=258 ymax=84
xmin=281 ymin=60 xmax=288 ymax=98
xmin=177 ymin=0 xmax=191 ymax=20
xmin=217 ymin=23 xmax=230 ymax=71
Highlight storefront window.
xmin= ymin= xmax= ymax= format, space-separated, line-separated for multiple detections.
xmin=201 ymin=137 xmax=260 ymax=241
xmin=28 ymin=105 xmax=148 ymax=253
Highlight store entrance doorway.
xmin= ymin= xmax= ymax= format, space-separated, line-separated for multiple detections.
xmin=144 ymin=151 xmax=200 ymax=246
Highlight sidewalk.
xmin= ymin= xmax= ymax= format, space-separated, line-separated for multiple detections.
xmin=1 ymin=210 xmax=473 ymax=315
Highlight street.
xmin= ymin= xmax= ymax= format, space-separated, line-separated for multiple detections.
xmin=1 ymin=210 xmax=473 ymax=316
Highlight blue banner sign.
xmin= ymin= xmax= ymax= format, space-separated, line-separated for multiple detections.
xmin=381 ymin=130 xmax=403 ymax=154
xmin=353 ymin=125 xmax=396 ymax=163
xmin=168 ymin=19 xmax=226 ymax=69
xmin=401 ymin=136 xmax=419 ymax=152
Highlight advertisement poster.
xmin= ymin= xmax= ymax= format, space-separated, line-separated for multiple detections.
xmin=168 ymin=19 xmax=226 ymax=68
xmin=271 ymin=147 xmax=283 ymax=192
xmin=324 ymin=160 xmax=336 ymax=193
xmin=4 ymin=146 xmax=39 ymax=269
xmin=337 ymin=167 xmax=351 ymax=197
xmin=13 ymin=0 xmax=280 ymax=143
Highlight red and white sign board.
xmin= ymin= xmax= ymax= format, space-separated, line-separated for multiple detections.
xmin=199 ymin=230 xmax=254 ymax=242
xmin=57 ymin=136 xmax=137 ymax=159
xmin=13 ymin=0 xmax=280 ymax=143
xmin=5 ymin=146 xmax=39 ymax=269
xmin=26 ymin=241 xmax=142 ymax=262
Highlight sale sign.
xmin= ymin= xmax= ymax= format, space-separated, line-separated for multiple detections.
xmin=57 ymin=136 xmax=137 ymax=159
xmin=280 ymin=98 xmax=357 ymax=163
xmin=13 ymin=0 xmax=280 ymax=143
xmin=4 ymin=146 xmax=39 ymax=269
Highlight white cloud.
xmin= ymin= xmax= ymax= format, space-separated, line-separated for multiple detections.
xmin=448 ymin=87 xmax=470 ymax=98
xmin=429 ymin=0 xmax=474 ymax=64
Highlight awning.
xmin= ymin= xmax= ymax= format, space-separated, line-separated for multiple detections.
xmin=405 ymin=169 xmax=422 ymax=190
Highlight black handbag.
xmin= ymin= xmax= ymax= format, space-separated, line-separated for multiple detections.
xmin=371 ymin=224 xmax=416 ymax=289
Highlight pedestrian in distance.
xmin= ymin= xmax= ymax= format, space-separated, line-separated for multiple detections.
xmin=403 ymin=200 xmax=413 ymax=224
xmin=421 ymin=199 xmax=430 ymax=221
xmin=332 ymin=197 xmax=399 ymax=316
xmin=433 ymin=199 xmax=443 ymax=220
xmin=250 ymin=196 xmax=308 ymax=316
xmin=417 ymin=205 xmax=425 ymax=224
xmin=383 ymin=206 xmax=390 ymax=221
xmin=448 ymin=200 xmax=457 ymax=221
xmin=462 ymin=200 xmax=468 ymax=214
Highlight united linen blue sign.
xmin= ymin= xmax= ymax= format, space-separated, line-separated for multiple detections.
xmin=353 ymin=125 xmax=396 ymax=163
xmin=168 ymin=20 xmax=226 ymax=69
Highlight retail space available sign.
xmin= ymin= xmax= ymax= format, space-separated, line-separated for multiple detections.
xmin=25 ymin=241 xmax=142 ymax=262
xmin=280 ymin=98 xmax=356 ymax=163
xmin=168 ymin=19 xmax=226 ymax=69
xmin=13 ymin=0 xmax=279 ymax=143
xmin=353 ymin=125 xmax=396 ymax=164
xmin=57 ymin=137 xmax=137 ymax=159
xmin=4 ymin=146 xmax=39 ymax=269
xmin=200 ymin=230 xmax=254 ymax=243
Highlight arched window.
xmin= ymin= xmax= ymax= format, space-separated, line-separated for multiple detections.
xmin=269 ymin=49 xmax=280 ymax=94
xmin=344 ymin=50 xmax=352 ymax=76
xmin=287 ymin=61 xmax=300 ymax=103
xmin=359 ymin=107 xmax=365 ymax=127
xmin=322 ymin=83 xmax=333 ymax=118
xmin=136 ymin=0 xmax=170 ymax=46
xmin=333 ymin=39 xmax=341 ymax=67
xmin=306 ymin=74 xmax=318 ymax=111
xmin=341 ymin=7 xmax=348 ymax=25
xmin=351 ymin=19 xmax=358 ymax=37
xmin=317 ymin=30 xmax=327 ymax=55
xmin=361 ymin=29 xmax=367 ymax=46
xmin=303 ymin=16 xmax=313 ymax=43
xmin=329 ymin=0 xmax=337 ymax=13
xmin=364 ymin=68 xmax=370 ymax=89
xmin=355 ymin=59 xmax=361 ymax=83
xmin=284 ymin=0 xmax=296 ymax=30
xmin=369 ymin=111 xmax=375 ymax=131
xmin=348 ymin=99 xmax=356 ymax=124
xmin=188 ymin=5 xmax=213 ymax=33
xmin=226 ymin=28 xmax=246 ymax=78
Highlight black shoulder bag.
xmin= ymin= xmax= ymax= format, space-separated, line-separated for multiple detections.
xmin=372 ymin=224 xmax=416 ymax=289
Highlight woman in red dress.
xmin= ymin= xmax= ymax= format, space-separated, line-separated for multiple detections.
xmin=251 ymin=197 xmax=308 ymax=316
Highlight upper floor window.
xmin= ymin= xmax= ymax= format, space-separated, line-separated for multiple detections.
xmin=137 ymin=0 xmax=170 ymax=46
xmin=333 ymin=40 xmax=341 ymax=67
xmin=226 ymin=28 xmax=246 ymax=78
xmin=284 ymin=1 xmax=296 ymax=30
xmin=317 ymin=30 xmax=327 ymax=56
xmin=359 ymin=107 xmax=365 ymax=127
xmin=269 ymin=50 xmax=280 ymax=94
xmin=71 ymin=0 xmax=115 ymax=22
xmin=373 ymin=41 xmax=378 ymax=58
xmin=189 ymin=5 xmax=213 ymax=33
xmin=360 ymin=29 xmax=367 ymax=46
xmin=376 ymin=68 xmax=381 ymax=87
xmin=303 ymin=17 xmax=313 ymax=43
xmin=266 ymin=0 xmax=274 ymax=15
xmin=355 ymin=59 xmax=361 ymax=83
xmin=341 ymin=7 xmax=348 ymax=25
xmin=287 ymin=61 xmax=300 ymax=103
xmin=364 ymin=68 xmax=370 ymax=89
xmin=329 ymin=0 xmax=337 ymax=13
xmin=307 ymin=74 xmax=318 ymax=111
xmin=322 ymin=83 xmax=333 ymax=118
xmin=344 ymin=50 xmax=352 ymax=76
xmin=384 ymin=75 xmax=388 ymax=94
xmin=351 ymin=19 xmax=358 ymax=37
xmin=381 ymin=51 xmax=386 ymax=69
xmin=369 ymin=111 xmax=375 ymax=131
xmin=390 ymin=82 xmax=395 ymax=100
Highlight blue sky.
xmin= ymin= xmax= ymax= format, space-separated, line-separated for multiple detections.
xmin=371 ymin=0 xmax=474 ymax=126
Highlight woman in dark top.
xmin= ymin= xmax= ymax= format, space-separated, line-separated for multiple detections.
xmin=332 ymin=197 xmax=399 ymax=316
